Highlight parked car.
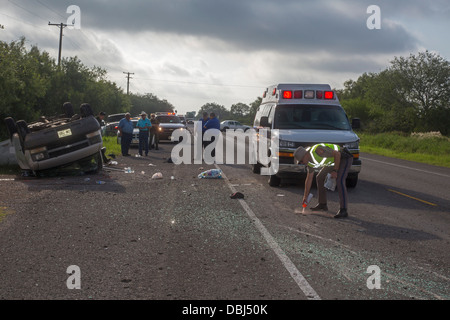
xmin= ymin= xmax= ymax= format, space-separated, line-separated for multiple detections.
xmin=4 ymin=103 xmax=104 ymax=175
xmin=220 ymin=120 xmax=251 ymax=132
xmin=105 ymin=113 xmax=126 ymax=136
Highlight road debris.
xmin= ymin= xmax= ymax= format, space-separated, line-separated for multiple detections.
xmin=198 ymin=169 xmax=223 ymax=179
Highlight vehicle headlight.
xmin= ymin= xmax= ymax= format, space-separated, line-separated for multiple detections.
xmin=86 ymin=131 xmax=102 ymax=145
xmin=279 ymin=140 xmax=296 ymax=148
xmin=344 ymin=141 xmax=359 ymax=150
xmin=30 ymin=147 xmax=48 ymax=162
xmin=159 ymin=127 xmax=163 ymax=132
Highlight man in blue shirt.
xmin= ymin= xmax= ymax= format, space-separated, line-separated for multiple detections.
xmin=137 ymin=111 xmax=152 ymax=156
xmin=118 ymin=113 xmax=134 ymax=156
xmin=203 ymin=112 xmax=221 ymax=158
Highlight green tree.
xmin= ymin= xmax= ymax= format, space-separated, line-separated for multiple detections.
xmin=196 ymin=102 xmax=230 ymax=121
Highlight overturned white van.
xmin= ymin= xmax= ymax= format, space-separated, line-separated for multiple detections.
xmin=252 ymin=84 xmax=361 ymax=187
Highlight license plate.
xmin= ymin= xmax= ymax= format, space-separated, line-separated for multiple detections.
xmin=58 ymin=129 xmax=72 ymax=138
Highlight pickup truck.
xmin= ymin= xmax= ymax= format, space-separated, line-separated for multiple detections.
xmin=4 ymin=103 xmax=104 ymax=175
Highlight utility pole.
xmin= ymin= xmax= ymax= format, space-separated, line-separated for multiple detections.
xmin=123 ymin=72 xmax=134 ymax=95
xmin=48 ymin=22 xmax=68 ymax=66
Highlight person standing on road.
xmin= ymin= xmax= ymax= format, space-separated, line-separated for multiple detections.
xmin=137 ymin=111 xmax=152 ymax=156
xmin=150 ymin=113 xmax=160 ymax=150
xmin=294 ymin=144 xmax=353 ymax=218
xmin=203 ymin=112 xmax=221 ymax=158
xmin=200 ymin=112 xmax=210 ymax=149
xmin=118 ymin=113 xmax=134 ymax=156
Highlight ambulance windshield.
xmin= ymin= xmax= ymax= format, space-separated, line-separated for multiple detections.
xmin=274 ymin=105 xmax=351 ymax=130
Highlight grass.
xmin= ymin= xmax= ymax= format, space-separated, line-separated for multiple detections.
xmin=102 ymin=135 xmax=122 ymax=157
xmin=358 ymin=132 xmax=450 ymax=168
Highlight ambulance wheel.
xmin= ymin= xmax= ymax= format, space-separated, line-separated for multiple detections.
xmin=4 ymin=117 xmax=17 ymax=140
xmin=268 ymin=174 xmax=281 ymax=187
xmin=346 ymin=174 xmax=358 ymax=188
xmin=251 ymin=162 xmax=261 ymax=174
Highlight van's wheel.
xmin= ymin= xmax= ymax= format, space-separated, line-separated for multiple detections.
xmin=251 ymin=162 xmax=261 ymax=174
xmin=63 ymin=102 xmax=74 ymax=118
xmin=4 ymin=117 xmax=18 ymax=140
xmin=346 ymin=173 xmax=358 ymax=188
xmin=16 ymin=120 xmax=30 ymax=138
xmin=268 ymin=174 xmax=281 ymax=187
xmin=80 ymin=103 xmax=94 ymax=118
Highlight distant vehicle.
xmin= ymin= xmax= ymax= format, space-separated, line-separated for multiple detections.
xmin=155 ymin=112 xmax=186 ymax=141
xmin=220 ymin=120 xmax=251 ymax=132
xmin=116 ymin=118 xmax=147 ymax=146
xmin=4 ymin=103 xmax=104 ymax=175
xmin=105 ymin=113 xmax=126 ymax=136
xmin=178 ymin=115 xmax=187 ymax=125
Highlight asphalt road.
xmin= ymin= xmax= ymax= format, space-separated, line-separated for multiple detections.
xmin=0 ymin=135 xmax=449 ymax=301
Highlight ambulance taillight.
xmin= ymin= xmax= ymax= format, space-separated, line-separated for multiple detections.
xmin=282 ymin=91 xmax=293 ymax=99
xmin=324 ymin=91 xmax=334 ymax=100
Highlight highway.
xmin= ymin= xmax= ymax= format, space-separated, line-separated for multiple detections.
xmin=0 ymin=134 xmax=449 ymax=302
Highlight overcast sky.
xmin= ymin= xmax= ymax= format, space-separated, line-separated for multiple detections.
xmin=1 ymin=0 xmax=449 ymax=115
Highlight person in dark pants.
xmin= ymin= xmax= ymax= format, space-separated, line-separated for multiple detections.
xmin=294 ymin=144 xmax=353 ymax=218
xmin=150 ymin=114 xmax=160 ymax=150
xmin=118 ymin=113 xmax=134 ymax=156
xmin=203 ymin=112 xmax=221 ymax=158
xmin=137 ymin=111 xmax=152 ymax=156
xmin=199 ymin=112 xmax=210 ymax=149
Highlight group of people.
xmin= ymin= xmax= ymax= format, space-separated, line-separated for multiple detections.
xmin=117 ymin=112 xmax=160 ymax=157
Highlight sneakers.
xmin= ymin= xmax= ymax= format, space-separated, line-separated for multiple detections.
xmin=334 ymin=208 xmax=348 ymax=219
xmin=310 ymin=203 xmax=328 ymax=211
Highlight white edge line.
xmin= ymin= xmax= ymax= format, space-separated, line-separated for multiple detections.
xmin=216 ymin=164 xmax=321 ymax=300
xmin=362 ymin=157 xmax=450 ymax=178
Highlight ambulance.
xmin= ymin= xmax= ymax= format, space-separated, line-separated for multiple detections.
xmin=252 ymin=84 xmax=361 ymax=187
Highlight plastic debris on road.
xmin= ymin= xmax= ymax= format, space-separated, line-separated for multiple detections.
xmin=124 ymin=167 xmax=134 ymax=174
xmin=152 ymin=172 xmax=163 ymax=180
xmin=198 ymin=169 xmax=223 ymax=179
xmin=324 ymin=173 xmax=336 ymax=191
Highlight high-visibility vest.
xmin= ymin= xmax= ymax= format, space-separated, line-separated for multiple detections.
xmin=307 ymin=143 xmax=340 ymax=169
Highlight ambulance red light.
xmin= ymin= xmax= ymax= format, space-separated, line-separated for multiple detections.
xmin=294 ymin=90 xmax=302 ymax=99
xmin=272 ymin=88 xmax=277 ymax=96
xmin=324 ymin=91 xmax=334 ymax=99
xmin=283 ymin=91 xmax=293 ymax=99
xmin=316 ymin=91 xmax=323 ymax=99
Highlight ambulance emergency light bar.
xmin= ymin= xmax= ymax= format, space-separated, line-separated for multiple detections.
xmin=281 ymin=90 xmax=335 ymax=100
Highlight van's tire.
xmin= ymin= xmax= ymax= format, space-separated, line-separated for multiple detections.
xmin=346 ymin=173 xmax=358 ymax=188
xmin=16 ymin=120 xmax=30 ymax=138
xmin=268 ymin=174 xmax=281 ymax=187
xmin=4 ymin=117 xmax=18 ymax=140
xmin=80 ymin=103 xmax=94 ymax=118
xmin=251 ymin=162 xmax=261 ymax=174
xmin=63 ymin=102 xmax=74 ymax=118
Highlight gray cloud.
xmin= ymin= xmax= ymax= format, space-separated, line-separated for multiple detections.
xmin=33 ymin=0 xmax=419 ymax=55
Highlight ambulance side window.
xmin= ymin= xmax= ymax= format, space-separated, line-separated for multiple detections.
xmin=268 ymin=106 xmax=274 ymax=127
xmin=254 ymin=106 xmax=263 ymax=127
